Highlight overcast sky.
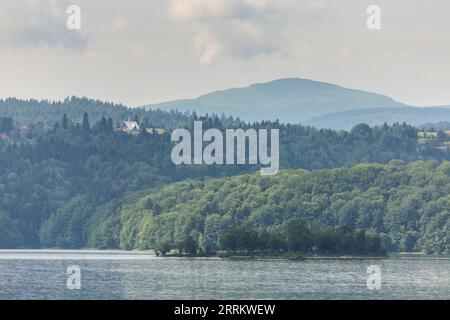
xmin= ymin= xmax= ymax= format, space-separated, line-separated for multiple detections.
xmin=1 ymin=0 xmax=450 ymax=107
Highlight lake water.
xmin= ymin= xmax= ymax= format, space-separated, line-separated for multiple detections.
xmin=0 ymin=250 xmax=449 ymax=300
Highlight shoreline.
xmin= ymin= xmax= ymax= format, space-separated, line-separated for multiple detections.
xmin=2 ymin=249 xmax=448 ymax=261
xmin=160 ymin=252 xmax=390 ymax=260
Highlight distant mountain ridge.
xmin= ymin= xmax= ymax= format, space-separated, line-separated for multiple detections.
xmin=144 ymin=78 xmax=450 ymax=129
xmin=145 ymin=78 xmax=408 ymax=123
xmin=3 ymin=79 xmax=449 ymax=131
xmin=305 ymin=107 xmax=450 ymax=131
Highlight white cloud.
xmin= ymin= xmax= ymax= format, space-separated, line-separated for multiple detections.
xmin=112 ymin=17 xmax=128 ymax=32
xmin=169 ymin=0 xmax=230 ymax=21
xmin=168 ymin=0 xmax=288 ymax=63
xmin=194 ymin=28 xmax=221 ymax=64
xmin=338 ymin=45 xmax=353 ymax=58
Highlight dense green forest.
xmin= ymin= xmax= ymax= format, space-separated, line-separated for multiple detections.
xmin=94 ymin=161 xmax=449 ymax=255
xmin=0 ymin=100 xmax=449 ymax=253
xmin=213 ymin=221 xmax=384 ymax=256
xmin=0 ymin=97 xmax=195 ymax=128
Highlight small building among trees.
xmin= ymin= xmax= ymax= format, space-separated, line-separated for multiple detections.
xmin=121 ymin=120 xmax=140 ymax=134
xmin=120 ymin=117 xmax=166 ymax=135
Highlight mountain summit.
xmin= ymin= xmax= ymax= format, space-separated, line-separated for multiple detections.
xmin=145 ymin=78 xmax=407 ymax=123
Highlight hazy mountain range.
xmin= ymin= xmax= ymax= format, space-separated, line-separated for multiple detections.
xmin=305 ymin=107 xmax=450 ymax=130
xmin=145 ymin=78 xmax=450 ymax=130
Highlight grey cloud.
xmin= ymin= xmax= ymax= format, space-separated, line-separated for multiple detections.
xmin=12 ymin=20 xmax=87 ymax=50
xmin=169 ymin=0 xmax=290 ymax=62
xmin=2 ymin=0 xmax=87 ymax=50
xmin=216 ymin=19 xmax=285 ymax=58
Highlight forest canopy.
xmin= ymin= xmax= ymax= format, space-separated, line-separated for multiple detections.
xmin=0 ymin=99 xmax=449 ymax=253
xmin=99 ymin=161 xmax=450 ymax=255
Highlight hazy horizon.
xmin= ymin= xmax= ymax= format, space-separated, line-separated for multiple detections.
xmin=2 ymin=76 xmax=450 ymax=110
xmin=1 ymin=0 xmax=450 ymax=107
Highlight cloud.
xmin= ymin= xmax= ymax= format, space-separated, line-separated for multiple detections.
xmin=112 ymin=17 xmax=128 ymax=32
xmin=0 ymin=0 xmax=87 ymax=50
xmin=338 ymin=45 xmax=353 ymax=58
xmin=168 ymin=0 xmax=288 ymax=63
xmin=194 ymin=28 xmax=221 ymax=64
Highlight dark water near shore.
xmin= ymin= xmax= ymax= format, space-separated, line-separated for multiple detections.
xmin=0 ymin=250 xmax=449 ymax=300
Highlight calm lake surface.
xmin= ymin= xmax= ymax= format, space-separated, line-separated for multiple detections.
xmin=0 ymin=250 xmax=449 ymax=300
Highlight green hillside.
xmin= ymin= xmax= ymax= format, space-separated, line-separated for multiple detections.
xmin=1 ymin=107 xmax=449 ymax=254
xmin=92 ymin=161 xmax=450 ymax=255
xmin=0 ymin=97 xmax=191 ymax=129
